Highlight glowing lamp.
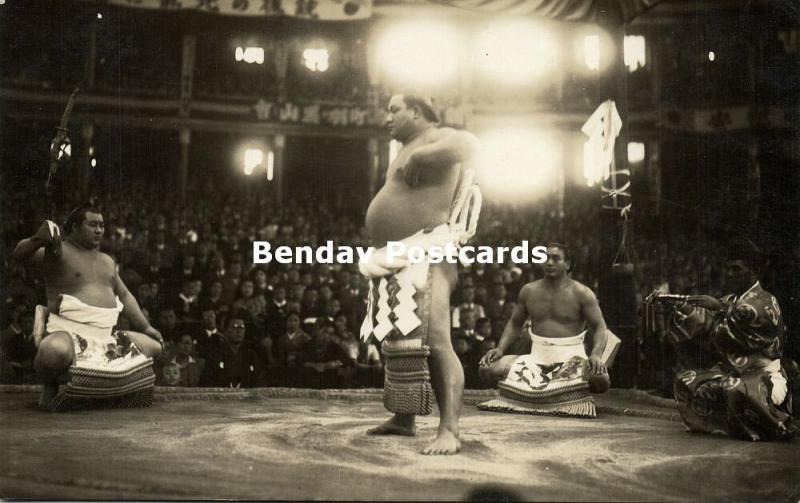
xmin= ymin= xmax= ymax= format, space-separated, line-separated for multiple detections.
xmin=244 ymin=148 xmax=264 ymax=176
xmin=627 ymin=142 xmax=645 ymax=164
xmin=475 ymin=20 xmax=558 ymax=85
xmin=375 ymin=21 xmax=459 ymax=87
xmin=623 ymin=35 xmax=646 ymax=72
xmin=303 ymin=49 xmax=330 ymax=72
xmin=235 ymin=47 xmax=265 ymax=65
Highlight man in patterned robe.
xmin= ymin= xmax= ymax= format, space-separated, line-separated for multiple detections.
xmin=671 ymin=241 xmax=795 ymax=441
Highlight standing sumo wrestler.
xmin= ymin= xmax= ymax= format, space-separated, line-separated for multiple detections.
xmin=360 ymin=94 xmax=481 ymax=455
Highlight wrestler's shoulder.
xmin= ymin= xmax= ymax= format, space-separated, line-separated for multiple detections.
xmin=424 ymin=127 xmax=454 ymax=140
xmin=423 ymin=126 xmax=476 ymax=142
xmin=569 ymin=279 xmax=597 ymax=300
xmin=94 ymin=249 xmax=118 ymax=269
xmin=519 ymin=280 xmax=545 ymax=296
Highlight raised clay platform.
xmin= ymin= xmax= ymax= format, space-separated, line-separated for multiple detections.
xmin=1 ymin=387 xmax=797 ymax=501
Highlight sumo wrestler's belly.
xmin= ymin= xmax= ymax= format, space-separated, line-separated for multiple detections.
xmin=529 ymin=318 xmax=587 ymax=339
xmin=365 ymin=184 xmax=451 ymax=247
xmin=47 ymin=285 xmax=119 ymax=312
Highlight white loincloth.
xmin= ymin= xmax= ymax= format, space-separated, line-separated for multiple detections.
xmin=43 ymin=294 xmax=154 ymax=409
xmin=478 ymin=330 xmax=597 ymax=418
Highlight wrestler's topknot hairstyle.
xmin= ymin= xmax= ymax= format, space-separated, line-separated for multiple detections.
xmin=402 ymin=94 xmax=440 ymax=124
xmin=63 ymin=201 xmax=102 ymax=234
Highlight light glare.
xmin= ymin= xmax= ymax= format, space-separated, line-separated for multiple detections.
xmin=267 ymin=151 xmax=275 ymax=181
xmin=583 ymin=35 xmax=600 ymax=71
xmin=235 ymin=46 xmax=264 ymax=65
xmin=376 ymin=22 xmax=459 ymax=87
xmin=627 ymin=142 xmax=645 ymax=163
xmin=624 ymin=35 xmax=646 ymax=72
xmin=244 ymin=148 xmax=264 ymax=176
xmin=303 ymin=48 xmax=330 ymax=72
xmin=478 ymin=128 xmax=561 ymax=199
xmin=476 ymin=21 xmax=558 ymax=85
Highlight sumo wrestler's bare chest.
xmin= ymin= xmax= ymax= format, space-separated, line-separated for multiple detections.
xmin=51 ymin=247 xmax=115 ymax=289
xmin=527 ymin=288 xmax=582 ymax=323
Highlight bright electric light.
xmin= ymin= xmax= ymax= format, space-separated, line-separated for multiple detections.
xmin=574 ymin=28 xmax=615 ymax=74
xmin=267 ymin=151 xmax=275 ymax=181
xmin=708 ymin=51 xmax=715 ymax=62
xmin=375 ymin=21 xmax=459 ymax=87
xmin=475 ymin=20 xmax=558 ymax=85
xmin=583 ymin=35 xmax=600 ymax=71
xmin=244 ymin=148 xmax=264 ymax=176
xmin=235 ymin=46 xmax=264 ymax=65
xmin=303 ymin=48 xmax=330 ymax=72
xmin=624 ymin=35 xmax=646 ymax=72
xmin=96 ymin=12 xmax=102 ymax=19
xmin=627 ymin=142 xmax=645 ymax=163
xmin=90 ymin=158 xmax=97 ymax=168
xmin=478 ymin=128 xmax=561 ymax=198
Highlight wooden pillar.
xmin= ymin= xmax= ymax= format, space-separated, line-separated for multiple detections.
xmin=0 ymin=115 xmax=5 ymax=176
xmin=74 ymin=17 xmax=97 ymax=201
xmin=178 ymin=128 xmax=191 ymax=202
xmin=180 ymin=34 xmax=196 ymax=117
xmin=78 ymin=123 xmax=94 ymax=200
xmin=747 ymin=137 xmax=761 ymax=230
xmin=86 ymin=19 xmax=97 ymax=90
xmin=598 ymin=21 xmax=638 ymax=388
xmin=649 ymin=39 xmax=661 ymax=106
xmin=273 ymin=133 xmax=286 ymax=205
xmin=648 ymin=140 xmax=661 ymax=216
xmin=275 ymin=41 xmax=289 ymax=102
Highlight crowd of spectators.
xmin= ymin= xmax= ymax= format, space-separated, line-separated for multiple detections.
xmin=2 ymin=175 xmax=752 ymax=392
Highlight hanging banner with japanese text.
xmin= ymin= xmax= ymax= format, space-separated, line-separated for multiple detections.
xmin=89 ymin=0 xmax=372 ymax=21
xmin=249 ymin=99 xmax=466 ymax=129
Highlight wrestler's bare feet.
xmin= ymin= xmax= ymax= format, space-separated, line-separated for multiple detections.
xmin=38 ymin=383 xmax=58 ymax=410
xmin=367 ymin=414 xmax=416 ymax=436
xmin=421 ymin=428 xmax=460 ymax=455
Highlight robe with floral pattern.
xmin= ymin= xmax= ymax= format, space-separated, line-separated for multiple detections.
xmin=671 ymin=282 xmax=795 ymax=441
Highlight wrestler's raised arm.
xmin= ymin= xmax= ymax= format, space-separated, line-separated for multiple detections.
xmin=404 ymin=129 xmax=480 ymax=186
xmin=12 ymin=220 xmax=63 ymax=264
xmin=113 ymin=268 xmax=163 ymax=347
xmin=578 ymin=285 xmax=608 ymax=375
xmin=480 ymin=285 xmax=530 ymax=366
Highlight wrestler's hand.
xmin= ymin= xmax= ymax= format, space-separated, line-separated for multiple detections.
xmin=403 ymin=153 xmax=423 ymax=187
xmin=480 ymin=348 xmax=503 ymax=367
xmin=687 ymin=295 xmax=721 ymax=311
xmin=33 ymin=220 xmax=63 ymax=255
xmin=143 ymin=326 xmax=164 ymax=348
xmin=587 ymin=355 xmax=607 ymax=376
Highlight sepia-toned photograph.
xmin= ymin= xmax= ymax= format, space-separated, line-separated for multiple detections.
xmin=1 ymin=0 xmax=798 ymax=500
